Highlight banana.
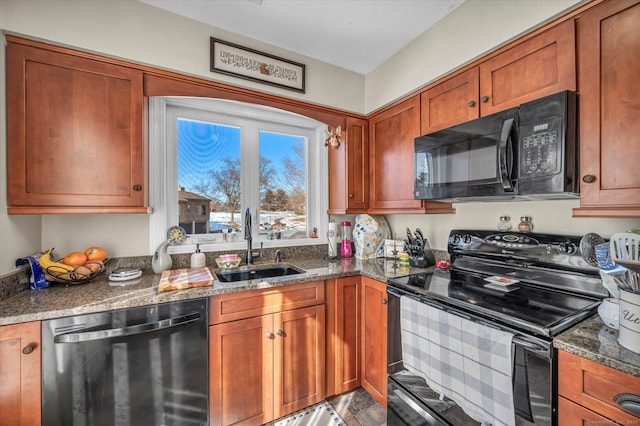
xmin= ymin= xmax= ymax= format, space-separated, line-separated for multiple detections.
xmin=38 ymin=248 xmax=75 ymax=273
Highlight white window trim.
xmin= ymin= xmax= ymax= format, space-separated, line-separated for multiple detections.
xmin=148 ymin=97 xmax=328 ymax=255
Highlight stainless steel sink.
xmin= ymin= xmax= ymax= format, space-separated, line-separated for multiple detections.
xmin=215 ymin=264 xmax=304 ymax=283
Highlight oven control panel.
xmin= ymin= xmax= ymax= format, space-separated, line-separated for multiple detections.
xmin=484 ymin=233 xmax=539 ymax=248
xmin=448 ymin=229 xmax=595 ymax=273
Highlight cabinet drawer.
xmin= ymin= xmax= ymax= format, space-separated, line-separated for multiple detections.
xmin=210 ymin=281 xmax=325 ymax=324
xmin=558 ymin=351 xmax=640 ymax=423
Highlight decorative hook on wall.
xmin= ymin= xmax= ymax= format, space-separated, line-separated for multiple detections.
xmin=325 ymin=125 xmax=342 ymax=149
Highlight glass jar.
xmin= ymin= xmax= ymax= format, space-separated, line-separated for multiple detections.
xmin=497 ymin=216 xmax=512 ymax=231
xmin=518 ymin=216 xmax=533 ymax=232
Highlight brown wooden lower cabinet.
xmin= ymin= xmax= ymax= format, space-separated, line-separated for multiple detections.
xmin=360 ymin=276 xmax=388 ymax=407
xmin=0 ymin=321 xmax=41 ymax=426
xmin=326 ymin=276 xmax=361 ymax=396
xmin=209 ymin=283 xmax=325 ymax=426
xmin=558 ymin=350 xmax=640 ymax=424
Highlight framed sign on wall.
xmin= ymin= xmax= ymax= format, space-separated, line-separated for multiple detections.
xmin=210 ymin=37 xmax=306 ymax=93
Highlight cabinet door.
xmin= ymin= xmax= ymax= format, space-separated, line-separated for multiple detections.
xmin=210 ymin=315 xmax=274 ymax=426
xmin=574 ymin=0 xmax=640 ymax=217
xmin=332 ymin=277 xmax=361 ymax=395
xmin=360 ymin=277 xmax=388 ymax=407
xmin=345 ymin=117 xmax=370 ymax=212
xmin=273 ymin=305 xmax=325 ymax=419
xmin=6 ymin=41 xmax=147 ymax=214
xmin=0 ymin=322 xmax=41 ymax=426
xmin=479 ymin=19 xmax=576 ymax=116
xmin=369 ymin=96 xmax=423 ymax=212
xmin=328 ymin=117 xmax=369 ymax=214
xmin=420 ymin=68 xmax=480 ymax=134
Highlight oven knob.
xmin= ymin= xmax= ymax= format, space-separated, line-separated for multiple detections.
xmin=558 ymin=242 xmax=577 ymax=254
xmin=451 ymin=234 xmax=461 ymax=245
xmin=463 ymin=234 xmax=472 ymax=244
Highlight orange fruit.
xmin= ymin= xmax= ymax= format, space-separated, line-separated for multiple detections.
xmin=85 ymin=246 xmax=107 ymax=261
xmin=63 ymin=252 xmax=88 ymax=267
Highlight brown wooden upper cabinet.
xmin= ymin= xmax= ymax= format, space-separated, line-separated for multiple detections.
xmin=573 ymin=0 xmax=640 ymax=217
xmin=328 ymin=117 xmax=369 ymax=214
xmin=421 ymin=19 xmax=576 ymax=134
xmin=6 ymin=38 xmax=148 ymax=214
xmin=369 ymin=97 xmax=454 ymax=214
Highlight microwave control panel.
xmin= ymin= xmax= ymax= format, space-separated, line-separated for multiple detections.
xmin=520 ymin=117 xmax=561 ymax=178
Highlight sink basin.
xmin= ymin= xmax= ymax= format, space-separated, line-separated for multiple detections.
xmin=215 ymin=264 xmax=304 ymax=283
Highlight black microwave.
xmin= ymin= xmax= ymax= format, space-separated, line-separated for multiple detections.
xmin=414 ymin=91 xmax=578 ymax=202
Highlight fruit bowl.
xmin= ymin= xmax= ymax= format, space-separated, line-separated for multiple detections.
xmin=44 ymin=260 xmax=108 ymax=285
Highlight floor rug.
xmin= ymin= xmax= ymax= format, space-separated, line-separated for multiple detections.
xmin=272 ymin=401 xmax=345 ymax=426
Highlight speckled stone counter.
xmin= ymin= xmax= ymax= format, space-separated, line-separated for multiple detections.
xmin=0 ymin=256 xmax=436 ymax=326
xmin=554 ymin=314 xmax=640 ymax=378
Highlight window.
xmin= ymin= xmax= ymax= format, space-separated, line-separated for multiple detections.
xmin=148 ymin=98 xmax=328 ymax=254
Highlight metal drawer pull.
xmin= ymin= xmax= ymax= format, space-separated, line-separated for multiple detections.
xmin=276 ymin=329 xmax=283 ymax=336
xmin=614 ymin=394 xmax=640 ymax=416
xmin=54 ymin=312 xmax=200 ymax=343
xmin=266 ymin=332 xmax=274 ymax=339
xmin=22 ymin=344 xmax=36 ymax=354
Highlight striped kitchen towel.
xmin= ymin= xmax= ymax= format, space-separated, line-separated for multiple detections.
xmin=400 ymin=295 xmax=516 ymax=426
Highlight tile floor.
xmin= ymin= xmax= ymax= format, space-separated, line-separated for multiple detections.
xmin=328 ymin=388 xmax=387 ymax=426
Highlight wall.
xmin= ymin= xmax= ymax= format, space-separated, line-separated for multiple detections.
xmin=0 ymin=0 xmax=364 ymax=275
xmin=365 ymin=0 xmax=585 ymax=113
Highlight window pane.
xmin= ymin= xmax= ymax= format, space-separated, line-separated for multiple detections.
xmin=177 ymin=119 xmax=242 ymax=238
xmin=259 ymin=131 xmax=307 ymax=240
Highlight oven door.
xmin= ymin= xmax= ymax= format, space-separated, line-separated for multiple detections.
xmin=414 ymin=107 xmax=518 ymax=201
xmin=387 ymin=287 xmax=555 ymax=426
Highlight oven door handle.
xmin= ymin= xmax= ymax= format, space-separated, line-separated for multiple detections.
xmin=392 ymin=387 xmax=440 ymax=423
xmin=53 ymin=312 xmax=201 ymax=343
xmin=512 ymin=335 xmax=549 ymax=355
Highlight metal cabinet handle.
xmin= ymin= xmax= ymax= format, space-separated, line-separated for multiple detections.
xmin=468 ymin=100 xmax=475 ymax=107
xmin=276 ymin=329 xmax=284 ymax=336
xmin=614 ymin=394 xmax=640 ymax=416
xmin=382 ymin=298 xmax=388 ymax=305
xmin=22 ymin=344 xmax=36 ymax=354
xmin=582 ymin=175 xmax=596 ymax=183
xmin=132 ymin=185 xmax=142 ymax=191
xmin=348 ymin=194 xmax=354 ymax=198
xmin=481 ymin=95 xmax=489 ymax=103
xmin=266 ymin=332 xmax=274 ymax=339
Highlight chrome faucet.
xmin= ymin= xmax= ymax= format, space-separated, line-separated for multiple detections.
xmin=244 ymin=208 xmax=262 ymax=264
xmin=275 ymin=250 xmax=282 ymax=263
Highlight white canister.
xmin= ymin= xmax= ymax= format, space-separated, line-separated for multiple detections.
xmin=618 ymin=289 xmax=640 ymax=353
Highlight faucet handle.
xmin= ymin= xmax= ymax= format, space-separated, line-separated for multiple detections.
xmin=275 ymin=249 xmax=282 ymax=263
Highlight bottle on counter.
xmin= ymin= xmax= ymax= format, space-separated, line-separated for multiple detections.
xmin=190 ymin=244 xmax=206 ymax=268
xmin=518 ymin=216 xmax=533 ymax=232
xmin=497 ymin=216 xmax=512 ymax=231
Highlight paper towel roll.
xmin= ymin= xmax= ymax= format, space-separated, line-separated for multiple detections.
xmin=327 ymin=222 xmax=338 ymax=258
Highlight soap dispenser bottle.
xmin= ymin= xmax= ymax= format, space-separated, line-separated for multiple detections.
xmin=190 ymin=244 xmax=206 ymax=268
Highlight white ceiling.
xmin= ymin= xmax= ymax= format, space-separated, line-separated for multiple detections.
xmin=138 ymin=0 xmax=465 ymax=75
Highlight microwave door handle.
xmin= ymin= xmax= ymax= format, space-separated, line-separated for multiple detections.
xmin=498 ymin=118 xmax=516 ymax=192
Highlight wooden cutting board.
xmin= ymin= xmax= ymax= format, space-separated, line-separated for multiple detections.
xmin=158 ymin=267 xmax=213 ymax=292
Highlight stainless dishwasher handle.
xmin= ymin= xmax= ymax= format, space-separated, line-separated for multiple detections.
xmin=392 ymin=387 xmax=438 ymax=423
xmin=54 ymin=312 xmax=201 ymax=343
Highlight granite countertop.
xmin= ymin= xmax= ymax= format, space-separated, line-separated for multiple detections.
xmin=554 ymin=314 xmax=640 ymax=378
xmin=0 ymin=256 xmax=431 ymax=326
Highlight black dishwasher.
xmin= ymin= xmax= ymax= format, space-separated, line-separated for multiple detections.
xmin=42 ymin=298 xmax=209 ymax=426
